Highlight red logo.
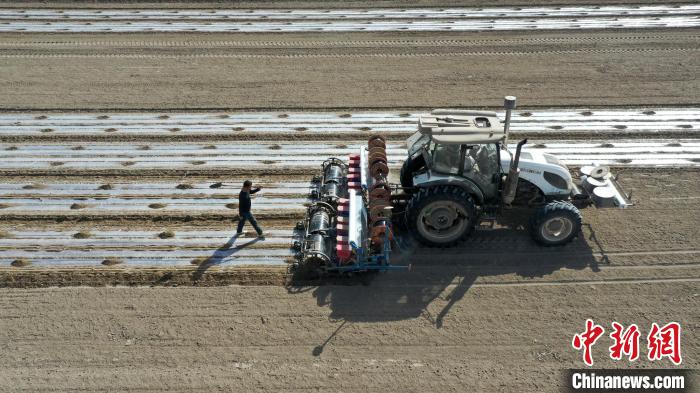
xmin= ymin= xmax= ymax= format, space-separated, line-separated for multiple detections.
xmin=572 ymin=320 xmax=682 ymax=366
xmin=609 ymin=322 xmax=640 ymax=362
xmin=647 ymin=322 xmax=682 ymax=365
xmin=572 ymin=319 xmax=605 ymax=366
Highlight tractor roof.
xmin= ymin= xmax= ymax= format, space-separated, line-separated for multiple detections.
xmin=418 ymin=110 xmax=504 ymax=145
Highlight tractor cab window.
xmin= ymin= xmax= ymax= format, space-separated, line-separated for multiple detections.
xmin=431 ymin=142 xmax=462 ymax=175
xmin=407 ymin=132 xmax=430 ymax=156
xmin=463 ymin=144 xmax=498 ymax=177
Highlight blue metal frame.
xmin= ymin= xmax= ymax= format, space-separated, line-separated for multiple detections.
xmin=324 ymin=225 xmax=409 ymax=273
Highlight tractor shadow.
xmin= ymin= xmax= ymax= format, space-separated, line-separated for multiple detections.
xmin=288 ymin=209 xmax=609 ymax=331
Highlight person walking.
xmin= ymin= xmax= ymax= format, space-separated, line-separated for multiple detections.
xmin=237 ymin=180 xmax=265 ymax=239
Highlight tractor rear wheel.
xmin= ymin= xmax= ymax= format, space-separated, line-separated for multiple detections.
xmin=407 ymin=186 xmax=477 ymax=247
xmin=529 ymin=201 xmax=582 ymax=246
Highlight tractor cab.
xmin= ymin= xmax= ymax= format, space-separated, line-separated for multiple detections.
xmin=402 ymin=110 xmax=507 ymax=204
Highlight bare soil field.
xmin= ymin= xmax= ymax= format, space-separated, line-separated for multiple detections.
xmin=1 ymin=169 xmax=700 ymax=390
xmin=0 ymin=3 xmax=698 ymax=391
xmin=0 ymin=282 xmax=697 ymax=392
xmin=0 ymin=30 xmax=698 ymax=110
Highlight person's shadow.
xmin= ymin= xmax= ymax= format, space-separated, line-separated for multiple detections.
xmin=191 ymin=233 xmax=260 ymax=283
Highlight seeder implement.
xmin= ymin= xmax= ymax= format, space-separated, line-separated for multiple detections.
xmin=292 ymin=136 xmax=407 ymax=274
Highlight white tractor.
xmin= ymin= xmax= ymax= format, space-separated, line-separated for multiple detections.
xmin=400 ymin=96 xmax=631 ymax=247
xmin=294 ymin=96 xmax=631 ymax=274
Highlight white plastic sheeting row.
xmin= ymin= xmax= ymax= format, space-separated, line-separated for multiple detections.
xmin=1 ymin=16 xmax=698 ymax=32
xmin=0 ymin=181 xmax=312 ymax=196
xmin=1 ymin=109 xmax=697 ymax=136
xmin=4 ymin=109 xmax=698 ymax=123
xmin=1 ymin=141 xmax=699 ymax=169
xmin=2 ymin=5 xmax=699 ymax=21
xmin=0 ymin=230 xmax=294 ymax=267
xmin=0 ymin=197 xmax=308 ymax=213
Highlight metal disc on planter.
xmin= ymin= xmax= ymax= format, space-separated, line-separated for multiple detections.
xmin=589 ymin=165 xmax=610 ymax=180
xmin=593 ymin=186 xmax=616 ymax=199
xmin=368 ymin=138 xmax=386 ymax=149
xmin=592 ymin=186 xmax=617 ymax=207
xmin=580 ymin=165 xmax=594 ymax=176
xmin=370 ymin=186 xmax=391 ymax=201
xmin=369 ymin=201 xmax=392 ymax=223
xmin=369 ymin=180 xmax=391 ymax=192
xmin=368 ymin=147 xmax=387 ymax=163
xmin=369 ymin=134 xmax=385 ymax=142
xmin=582 ymin=176 xmax=607 ymax=192
xmin=370 ymin=161 xmax=389 ymax=178
xmin=368 ymin=135 xmax=386 ymax=147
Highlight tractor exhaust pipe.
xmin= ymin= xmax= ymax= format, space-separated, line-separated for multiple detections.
xmin=503 ymin=96 xmax=517 ymax=146
xmin=502 ymin=138 xmax=528 ymax=206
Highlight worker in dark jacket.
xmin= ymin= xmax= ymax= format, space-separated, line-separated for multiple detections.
xmin=237 ymin=180 xmax=264 ymax=239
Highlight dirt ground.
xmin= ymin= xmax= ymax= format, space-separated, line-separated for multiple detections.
xmin=0 ymin=283 xmax=697 ymax=392
xmin=0 ymin=2 xmax=698 ymax=391
xmin=0 ymin=166 xmax=698 ymax=392
xmin=0 ymin=30 xmax=698 ymax=110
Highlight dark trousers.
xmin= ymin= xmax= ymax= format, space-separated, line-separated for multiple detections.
xmin=237 ymin=211 xmax=262 ymax=235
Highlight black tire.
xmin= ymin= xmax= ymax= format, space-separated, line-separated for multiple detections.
xmin=529 ymin=201 xmax=582 ymax=246
xmin=400 ymin=158 xmax=414 ymax=189
xmin=406 ymin=185 xmax=477 ymax=247
xmin=296 ymin=259 xmax=324 ymax=280
xmin=400 ymin=155 xmax=426 ymax=191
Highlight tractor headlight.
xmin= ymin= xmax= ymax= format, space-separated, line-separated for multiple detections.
xmin=543 ymin=153 xmax=569 ymax=171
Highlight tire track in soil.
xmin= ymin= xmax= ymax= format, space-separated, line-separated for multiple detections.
xmin=467 ymin=277 xmax=700 ymax=287
xmin=2 ymin=265 xmax=699 ymax=288
xmin=1 ymin=35 xmax=698 ymax=48
xmin=1 ymin=47 xmax=696 ymax=59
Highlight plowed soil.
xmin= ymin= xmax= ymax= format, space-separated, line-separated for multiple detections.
xmin=0 ymin=30 xmax=698 ymax=110
xmin=0 ymin=282 xmax=697 ymax=392
xmin=1 ymin=166 xmax=698 ymax=392
xmin=0 ymin=2 xmax=698 ymax=391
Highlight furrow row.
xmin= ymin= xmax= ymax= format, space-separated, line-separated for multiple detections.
xmin=1 ymin=35 xmax=698 ymax=48
xmin=1 ymin=48 xmax=698 ymax=59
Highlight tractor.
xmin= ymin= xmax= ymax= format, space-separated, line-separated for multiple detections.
xmin=401 ymin=96 xmax=593 ymax=247
xmin=293 ymin=96 xmax=631 ymax=274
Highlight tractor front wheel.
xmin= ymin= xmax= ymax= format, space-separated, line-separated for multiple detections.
xmin=529 ymin=201 xmax=582 ymax=246
xmin=407 ymin=186 xmax=477 ymax=247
